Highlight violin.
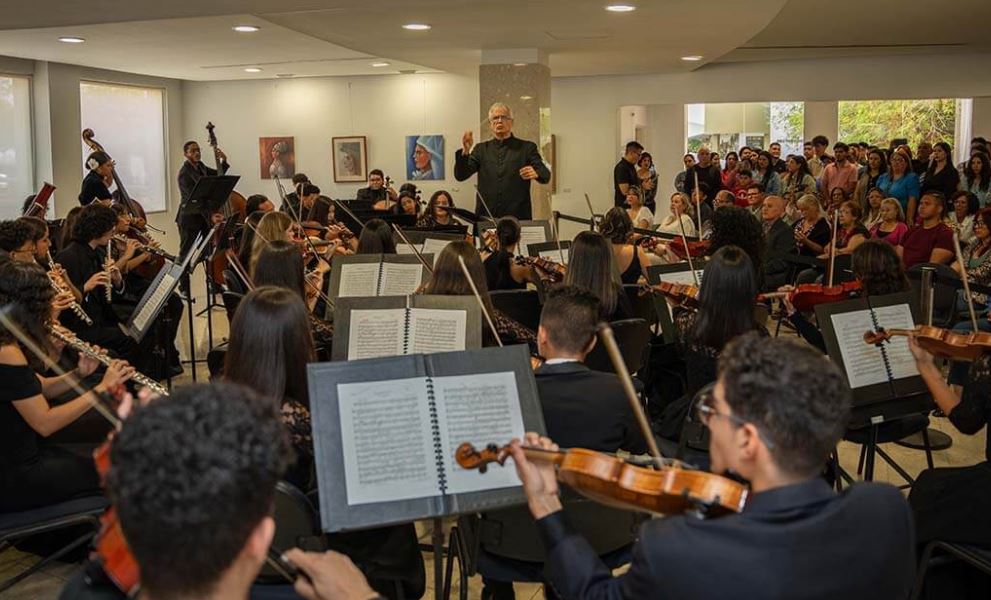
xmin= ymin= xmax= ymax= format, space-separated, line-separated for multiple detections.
xmin=514 ymin=255 xmax=565 ymax=283
xmin=456 ymin=442 xmax=748 ymax=517
xmin=640 ymin=281 xmax=699 ymax=308
xmin=92 ymin=437 xmax=139 ymax=595
xmin=762 ymin=281 xmax=862 ymax=312
xmin=668 ymin=237 xmax=709 ymax=260
xmin=863 ymin=325 xmax=991 ymax=362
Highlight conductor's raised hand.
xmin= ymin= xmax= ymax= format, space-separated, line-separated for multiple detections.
xmin=462 ymin=130 xmax=474 ymax=154
xmin=519 ymin=166 xmax=539 ymax=181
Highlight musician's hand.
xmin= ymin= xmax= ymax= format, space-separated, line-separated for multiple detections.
xmin=519 ymin=166 xmax=538 ymax=181
xmin=84 ymin=271 xmax=110 ymax=293
xmin=216 ymin=148 xmax=227 ymax=162
xmin=97 ymin=359 xmax=135 ymax=393
xmin=907 ymin=335 xmax=936 ymax=367
xmin=76 ymin=350 xmax=102 ymax=378
xmin=211 ymin=212 xmax=225 ymax=225
xmin=462 ymin=130 xmax=474 ymax=154
xmin=510 ymin=432 xmax=562 ymax=520
xmin=124 ymin=238 xmax=141 ymax=259
xmin=51 ymin=290 xmax=75 ymax=319
xmin=117 ymin=386 xmax=159 ymax=421
xmin=284 ymin=548 xmax=377 ymax=600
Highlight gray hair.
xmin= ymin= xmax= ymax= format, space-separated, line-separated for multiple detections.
xmin=796 ymin=193 xmax=823 ymax=217
xmin=488 ymin=102 xmax=513 ymax=120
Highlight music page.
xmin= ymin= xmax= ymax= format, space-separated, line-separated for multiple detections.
xmin=421 ymin=238 xmax=452 ymax=265
xmin=869 ymin=304 xmax=919 ymax=380
xmin=519 ymin=226 xmax=548 ymax=256
xmin=408 ymin=309 xmax=467 ymax=355
xmin=538 ymin=248 xmax=569 ymax=265
xmin=379 ymin=263 xmax=424 ymax=297
xmin=338 ymin=263 xmax=380 ymax=297
xmin=660 ymin=269 xmax=704 ymax=318
xmin=347 ymin=309 xmax=406 ymax=360
xmin=829 ymin=304 xmax=918 ymax=389
xmin=431 ymin=372 xmax=526 ymax=495
xmin=337 ymin=377 xmax=439 ymax=505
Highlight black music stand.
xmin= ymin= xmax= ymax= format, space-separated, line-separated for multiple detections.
xmin=182 ymin=175 xmax=239 ymax=215
xmin=645 ymin=262 xmax=707 ymax=344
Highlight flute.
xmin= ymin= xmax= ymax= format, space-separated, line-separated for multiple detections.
xmin=48 ymin=325 xmax=169 ymax=397
xmin=45 ymin=253 xmax=93 ymax=325
xmin=113 ymin=235 xmax=177 ymax=261
xmin=104 ymin=240 xmax=115 ymax=302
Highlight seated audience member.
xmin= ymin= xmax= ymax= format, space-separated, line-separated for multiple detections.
xmin=245 ymin=194 xmax=274 ymax=215
xmin=564 ymin=231 xmax=634 ymax=322
xmin=656 ymin=193 xmax=697 ymax=238
xmin=422 ymin=241 xmax=536 ymax=349
xmin=744 ymin=183 xmax=765 ymax=220
xmin=792 ymin=194 xmax=831 ymax=259
xmin=948 ymin=190 xmax=980 ymax=248
xmin=356 ymin=169 xmax=398 ymax=206
xmin=505 ymin=333 xmax=915 ymax=599
xmin=417 ymin=190 xmax=456 ymax=228
xmin=896 ymin=191 xmax=954 ymax=268
xmin=952 ymin=207 xmax=991 ymax=312
xmin=598 ymin=207 xmax=650 ymax=285
xmin=760 ymin=195 xmax=796 ymax=291
xmin=870 ymin=197 xmax=909 ymax=246
xmin=624 ymin=186 xmax=654 ymax=230
xmin=824 ymin=201 xmax=869 ymax=258
xmin=707 ymin=205 xmax=766 ymax=286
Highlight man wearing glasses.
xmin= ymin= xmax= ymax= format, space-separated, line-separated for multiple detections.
xmin=455 ymin=102 xmax=550 ymax=220
xmin=508 ymin=333 xmax=915 ymax=598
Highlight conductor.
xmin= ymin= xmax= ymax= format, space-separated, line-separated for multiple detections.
xmin=454 ymin=102 xmax=550 ymax=220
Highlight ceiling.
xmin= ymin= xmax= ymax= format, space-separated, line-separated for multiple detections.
xmin=0 ymin=0 xmax=988 ymax=81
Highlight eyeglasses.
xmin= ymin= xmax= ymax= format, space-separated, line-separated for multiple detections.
xmin=489 ymin=115 xmax=512 ymax=123
xmin=694 ymin=389 xmax=776 ymax=450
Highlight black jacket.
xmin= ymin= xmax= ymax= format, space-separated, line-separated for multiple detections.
xmin=764 ymin=218 xmax=796 ymax=277
xmin=538 ymin=478 xmax=915 ymax=599
xmin=177 ymin=159 xmax=229 ymax=218
xmin=454 ymin=134 xmax=549 ymax=220
xmin=78 ymin=170 xmax=112 ymax=206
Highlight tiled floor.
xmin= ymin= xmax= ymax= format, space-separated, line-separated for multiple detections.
xmin=2 ymin=286 xmax=986 ymax=599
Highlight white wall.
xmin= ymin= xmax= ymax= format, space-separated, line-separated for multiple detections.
xmin=182 ymin=74 xmax=479 ymax=210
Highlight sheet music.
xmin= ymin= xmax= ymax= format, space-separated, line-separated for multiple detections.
xmin=408 ymin=309 xmax=467 ymax=354
xmin=338 ymin=263 xmax=380 ymax=297
xmin=421 ymin=238 xmax=452 ymax=265
xmin=396 ymin=243 xmax=424 ymax=255
xmin=538 ymin=248 xmax=569 ymax=265
xmin=519 ymin=226 xmax=548 ymax=256
xmin=337 ymin=377 xmax=439 ymax=505
xmin=829 ymin=304 xmax=918 ymax=389
xmin=432 ymin=372 xmax=525 ymax=495
xmin=347 ymin=309 xmax=406 ymax=360
xmin=131 ymin=273 xmax=176 ymax=333
xmin=379 ymin=263 xmax=424 ymax=296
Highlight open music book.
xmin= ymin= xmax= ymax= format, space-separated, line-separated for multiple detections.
xmin=482 ymin=219 xmax=551 ymax=256
xmin=327 ymin=254 xmax=430 ymax=299
xmin=308 ymin=345 xmax=545 ymax=531
xmin=528 ymin=241 xmax=571 ymax=265
xmin=332 ymin=295 xmax=481 ymax=361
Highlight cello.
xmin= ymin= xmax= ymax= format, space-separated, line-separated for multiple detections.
xmin=81 ymin=129 xmax=158 ymax=234
xmin=204 ymin=122 xmax=247 ymax=286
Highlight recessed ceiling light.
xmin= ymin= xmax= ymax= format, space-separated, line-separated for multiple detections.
xmin=605 ymin=4 xmax=636 ymax=12
xmin=58 ymin=36 xmax=85 ymax=43
xmin=681 ymin=55 xmax=704 ymax=61
xmin=232 ymin=25 xmax=260 ymax=33
xmin=371 ymin=62 xmax=390 ymax=67
xmin=402 ymin=23 xmax=431 ymax=31
xmin=244 ymin=67 xmax=262 ymax=73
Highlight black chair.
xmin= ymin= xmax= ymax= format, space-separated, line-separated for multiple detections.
xmin=0 ymin=496 xmax=108 ymax=594
xmin=907 ymin=263 xmax=960 ymax=327
xmin=222 ymin=291 xmax=245 ymax=327
xmin=911 ymin=541 xmax=991 ymax=600
xmin=224 ymin=267 xmax=248 ymax=295
xmin=257 ymin=482 xmax=325 ymax=583
xmin=584 ymin=318 xmax=651 ymax=375
xmin=489 ymin=289 xmax=542 ymax=332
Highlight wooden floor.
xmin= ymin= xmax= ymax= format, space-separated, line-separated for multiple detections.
xmin=1 ymin=277 xmax=985 ymax=599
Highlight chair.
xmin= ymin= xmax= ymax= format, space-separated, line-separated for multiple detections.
xmin=221 ymin=291 xmax=244 ymax=327
xmin=207 ymin=347 xmax=227 ymax=379
xmin=907 ymin=263 xmax=960 ymax=327
xmin=584 ymin=318 xmax=651 ymax=375
xmin=224 ymin=267 xmax=248 ymax=295
xmin=0 ymin=496 xmax=108 ymax=594
xmin=911 ymin=541 xmax=991 ymax=600
xmin=256 ymin=482 xmax=324 ymax=583
xmin=489 ymin=289 xmax=542 ymax=332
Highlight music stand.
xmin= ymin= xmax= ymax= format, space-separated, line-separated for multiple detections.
xmin=182 ymin=175 xmax=239 ymax=216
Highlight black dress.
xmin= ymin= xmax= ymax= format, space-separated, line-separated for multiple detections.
xmin=78 ymin=170 xmax=112 ymax=206
xmin=483 ymin=250 xmax=526 ymax=292
xmin=0 ymin=363 xmax=101 ymax=511
xmin=617 ymin=246 xmax=642 ymax=285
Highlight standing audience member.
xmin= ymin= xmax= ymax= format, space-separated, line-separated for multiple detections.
xmin=613 ymin=141 xmax=643 ymax=207
xmin=818 ymin=143 xmax=859 ymax=206
xmin=854 ymin=148 xmax=887 ymax=210
xmin=878 ymin=149 xmax=921 ymax=223
xmin=961 ymin=152 xmax=991 ymax=207
xmin=920 ymin=141 xmax=960 ymax=200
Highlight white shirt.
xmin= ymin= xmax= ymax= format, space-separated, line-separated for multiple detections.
xmin=544 ymin=358 xmax=580 ymax=365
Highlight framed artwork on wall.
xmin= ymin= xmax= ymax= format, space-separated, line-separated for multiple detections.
xmin=332 ymin=136 xmax=368 ymax=182
xmin=405 ymin=135 xmax=445 ymax=180
xmin=259 ymin=136 xmax=295 ymax=180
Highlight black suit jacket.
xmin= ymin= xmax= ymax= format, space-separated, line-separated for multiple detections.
xmin=176 ymin=159 xmax=229 ymax=218
xmin=763 ymin=217 xmax=796 ymax=278
xmin=539 ymin=478 xmax=915 ymax=599
xmin=454 ymin=134 xmax=550 ymax=220
xmin=534 ymin=362 xmax=647 ymax=454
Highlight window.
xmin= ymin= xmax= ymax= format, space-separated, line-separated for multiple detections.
xmin=0 ymin=75 xmax=33 ymax=220
xmin=79 ymin=81 xmax=167 ymax=212
xmin=838 ymin=98 xmax=964 ymax=150
xmin=685 ymin=102 xmax=804 ymax=159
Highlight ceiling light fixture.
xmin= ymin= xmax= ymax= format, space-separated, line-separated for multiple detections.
xmin=371 ymin=62 xmax=390 ymax=67
xmin=402 ymin=23 xmax=431 ymax=31
xmin=605 ymin=4 xmax=636 ymax=12
xmin=520 ymin=95 xmax=534 ymax=101
xmin=233 ymin=25 xmax=260 ymax=33
xmin=58 ymin=36 xmax=85 ymax=43
xmin=244 ymin=67 xmax=262 ymax=73
xmin=681 ymin=55 xmax=703 ymax=61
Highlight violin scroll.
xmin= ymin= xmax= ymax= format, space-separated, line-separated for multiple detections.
xmin=863 ymin=329 xmax=891 ymax=346
xmin=455 ymin=442 xmax=511 ymax=474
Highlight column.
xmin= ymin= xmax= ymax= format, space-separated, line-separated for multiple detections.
xmin=803 ymin=101 xmax=839 ymax=145
xmin=479 ymin=49 xmax=552 ymax=219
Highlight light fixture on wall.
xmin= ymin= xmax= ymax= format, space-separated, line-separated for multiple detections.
xmin=232 ymin=25 xmax=260 ymax=33
xmin=371 ymin=62 xmax=390 ymax=67
xmin=605 ymin=4 xmax=636 ymax=12
xmin=520 ymin=95 xmax=534 ymax=101
xmin=244 ymin=67 xmax=263 ymax=73
xmin=58 ymin=36 xmax=85 ymax=43
xmin=402 ymin=23 xmax=432 ymax=31
xmin=681 ymin=55 xmax=703 ymax=61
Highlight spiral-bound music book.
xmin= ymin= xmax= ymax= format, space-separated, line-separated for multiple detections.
xmin=327 ymin=254 xmax=431 ymax=300
xmin=331 ymin=295 xmax=481 ymax=361
xmin=307 ymin=345 xmax=546 ymax=532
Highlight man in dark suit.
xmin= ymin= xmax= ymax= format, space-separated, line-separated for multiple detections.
xmin=454 ymin=102 xmax=550 ymax=220
xmin=510 ymin=333 xmax=916 ymax=600
xmin=761 ymin=195 xmax=796 ymax=291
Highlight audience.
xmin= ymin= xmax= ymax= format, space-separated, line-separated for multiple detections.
xmin=897 ymin=191 xmax=955 ymax=268
xmin=870 ymin=197 xmax=910 ymax=246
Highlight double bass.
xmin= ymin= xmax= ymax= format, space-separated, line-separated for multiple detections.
xmin=81 ymin=129 xmax=155 ymax=233
xmin=204 ymin=122 xmax=247 ymax=286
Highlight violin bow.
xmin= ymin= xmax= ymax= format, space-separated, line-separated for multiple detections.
xmin=0 ymin=308 xmax=121 ymax=430
xmin=583 ymin=193 xmax=597 ymax=230
xmin=391 ymin=224 xmax=434 ymax=275
xmin=952 ymin=229 xmax=979 ymax=332
xmin=549 ymin=212 xmax=566 ymax=265
xmin=245 ymin=221 xmax=335 ymax=309
xmin=597 ymin=322 xmax=664 ymax=466
xmin=225 ymin=252 xmax=256 ymax=292
xmin=692 ymin=170 xmax=702 ymax=234
xmin=333 ymin=199 xmax=366 ymax=228
xmin=474 ymin=185 xmax=498 ymax=226
xmin=675 ymin=206 xmax=700 ymax=288
xmin=827 ymin=209 xmax=839 ymax=288
xmin=456 ymin=256 xmax=503 ymax=348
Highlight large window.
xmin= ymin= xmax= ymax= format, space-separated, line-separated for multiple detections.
xmin=838 ymin=98 xmax=964 ymax=149
xmin=80 ymin=81 xmax=167 ymax=212
xmin=686 ymin=102 xmax=804 ymax=158
xmin=0 ymin=75 xmax=33 ymax=220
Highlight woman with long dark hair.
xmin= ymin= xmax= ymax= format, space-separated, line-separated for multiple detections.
xmin=707 ymin=205 xmax=765 ymax=282
xmin=481 ymin=217 xmax=536 ymax=291
xmin=753 ymin=150 xmax=783 ymax=196
xmin=781 ymin=155 xmax=817 ymax=205
xmin=416 ymin=190 xmax=455 ymax=229
xmin=0 ymin=260 xmax=133 ymax=511
xmin=949 ymin=190 xmax=980 ymax=247
xmin=921 ymin=141 xmax=960 ymax=201
xmin=356 ymin=218 xmax=397 ymax=254
xmin=962 ymin=151 xmax=991 ymax=207
xmin=598 ymin=206 xmax=651 ymax=285
xmin=563 ymin=231 xmax=632 ymax=321
xmin=854 ymin=148 xmax=888 ymax=209
xmin=721 ymin=151 xmax=739 ymax=191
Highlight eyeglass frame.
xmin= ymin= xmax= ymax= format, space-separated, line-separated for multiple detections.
xmin=694 ymin=388 xmax=776 ymax=451
xmin=489 ymin=115 xmax=513 ymax=123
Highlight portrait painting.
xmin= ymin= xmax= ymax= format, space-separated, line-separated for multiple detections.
xmin=259 ymin=136 xmax=295 ymax=180
xmin=332 ymin=136 xmax=368 ymax=183
xmin=405 ymin=135 xmax=445 ymax=181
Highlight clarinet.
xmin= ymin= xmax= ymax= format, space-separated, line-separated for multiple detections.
xmin=112 ymin=235 xmax=177 ymax=261
xmin=104 ymin=240 xmax=114 ymax=302
xmin=48 ymin=325 xmax=170 ymax=397
xmin=45 ymin=252 xmax=93 ymax=325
